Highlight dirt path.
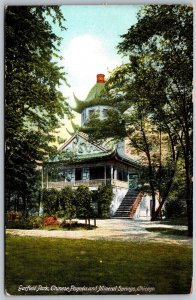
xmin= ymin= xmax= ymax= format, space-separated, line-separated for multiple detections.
xmin=6 ymin=219 xmax=192 ymax=246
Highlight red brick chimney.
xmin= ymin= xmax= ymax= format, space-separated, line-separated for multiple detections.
xmin=97 ymin=74 xmax=105 ymax=83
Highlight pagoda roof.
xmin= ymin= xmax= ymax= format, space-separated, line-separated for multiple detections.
xmin=72 ymin=82 xmax=109 ymax=113
xmin=46 ymin=132 xmax=141 ymax=169
xmin=47 ymin=148 xmax=141 ymax=168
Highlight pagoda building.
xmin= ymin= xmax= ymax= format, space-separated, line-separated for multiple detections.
xmin=44 ymin=74 xmax=159 ymax=218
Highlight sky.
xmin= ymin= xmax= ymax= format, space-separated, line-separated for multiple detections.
xmin=51 ymin=5 xmax=141 ymax=138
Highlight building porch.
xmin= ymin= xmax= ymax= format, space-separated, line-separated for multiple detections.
xmin=43 ymin=163 xmax=139 ymax=190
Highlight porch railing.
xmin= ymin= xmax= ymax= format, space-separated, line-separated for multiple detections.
xmin=111 ymin=179 xmax=129 ymax=189
xmin=47 ymin=179 xmax=128 ymax=189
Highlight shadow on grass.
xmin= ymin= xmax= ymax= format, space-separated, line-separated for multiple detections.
xmin=160 ymin=217 xmax=188 ymax=226
xmin=44 ymin=223 xmax=97 ymax=231
xmin=146 ymin=227 xmax=188 ymax=236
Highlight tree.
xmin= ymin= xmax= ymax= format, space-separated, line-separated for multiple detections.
xmin=161 ymin=157 xmax=187 ymax=219
xmin=97 ymin=186 xmax=113 ymax=218
xmin=59 ymin=187 xmax=76 ymax=222
xmin=42 ymin=188 xmax=59 ymax=216
xmin=83 ymin=5 xmax=193 ymax=236
xmin=75 ymin=186 xmax=93 ymax=225
xmin=5 ymin=6 xmax=69 ymax=214
xmin=117 ymin=5 xmax=193 ymax=235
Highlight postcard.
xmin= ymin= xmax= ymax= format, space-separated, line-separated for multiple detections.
xmin=5 ymin=4 xmax=193 ymax=295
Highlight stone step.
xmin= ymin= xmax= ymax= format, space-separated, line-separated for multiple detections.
xmin=113 ymin=190 xmax=140 ymax=218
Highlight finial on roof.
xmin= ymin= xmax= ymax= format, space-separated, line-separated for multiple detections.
xmin=97 ymin=74 xmax=105 ymax=83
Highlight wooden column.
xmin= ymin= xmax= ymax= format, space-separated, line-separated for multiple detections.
xmin=104 ymin=166 xmax=106 ymax=184
xmin=127 ymin=173 xmax=129 ymax=183
xmin=111 ymin=165 xmax=113 ymax=180
xmin=114 ymin=168 xmax=117 ymax=180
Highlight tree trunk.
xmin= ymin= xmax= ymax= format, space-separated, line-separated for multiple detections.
xmin=153 ymin=169 xmax=176 ymax=220
xmin=140 ymin=121 xmax=156 ymax=220
xmin=150 ymin=182 xmax=156 ymax=220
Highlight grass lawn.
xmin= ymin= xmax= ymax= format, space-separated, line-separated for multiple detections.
xmin=5 ymin=234 xmax=192 ymax=295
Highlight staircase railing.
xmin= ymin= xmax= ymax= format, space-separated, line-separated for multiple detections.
xmin=130 ymin=191 xmax=144 ymax=219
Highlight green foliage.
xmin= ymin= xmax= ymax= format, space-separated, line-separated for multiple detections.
xmin=117 ymin=5 xmax=193 ymax=226
xmin=92 ymin=185 xmax=113 ymax=218
xmin=164 ymin=198 xmax=186 ymax=220
xmin=82 ymin=5 xmax=193 ymax=233
xmin=28 ymin=216 xmax=43 ymax=228
xmin=6 ymin=215 xmax=43 ymax=229
xmin=59 ymin=187 xmax=76 ymax=220
xmin=5 ymin=6 xmax=69 ymax=215
xmin=96 ymin=186 xmax=113 ymax=218
xmin=83 ymin=109 xmax=126 ymax=142
xmin=6 ymin=220 xmax=33 ymax=230
xmin=42 ymin=188 xmax=59 ymax=216
xmin=6 ymin=211 xmax=22 ymax=221
xmin=41 ymin=186 xmax=94 ymax=220
xmin=163 ymin=159 xmax=186 ymax=219
xmin=75 ymin=186 xmax=93 ymax=218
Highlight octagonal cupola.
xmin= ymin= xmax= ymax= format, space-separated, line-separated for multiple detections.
xmin=72 ymin=74 xmax=114 ymax=126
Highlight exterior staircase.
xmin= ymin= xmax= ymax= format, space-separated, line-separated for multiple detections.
xmin=113 ymin=190 xmax=143 ymax=219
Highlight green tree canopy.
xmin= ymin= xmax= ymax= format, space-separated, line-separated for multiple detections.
xmin=83 ymin=5 xmax=193 ymax=235
xmin=5 ymin=6 xmax=69 ymax=213
xmin=117 ymin=5 xmax=193 ymax=236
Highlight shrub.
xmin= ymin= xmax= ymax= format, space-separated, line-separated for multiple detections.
xmin=6 ymin=219 xmax=33 ymax=229
xmin=75 ymin=186 xmax=93 ymax=219
xmin=42 ymin=188 xmax=59 ymax=216
xmin=6 ymin=211 xmax=22 ymax=221
xmin=164 ymin=198 xmax=186 ymax=219
xmin=97 ymin=186 xmax=113 ymax=218
xmin=44 ymin=216 xmax=59 ymax=226
xmin=27 ymin=216 xmax=43 ymax=228
xmin=59 ymin=187 xmax=76 ymax=220
xmin=6 ymin=215 xmax=43 ymax=229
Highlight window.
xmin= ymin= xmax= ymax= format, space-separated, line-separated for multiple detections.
xmin=82 ymin=168 xmax=90 ymax=180
xmin=75 ymin=168 xmax=82 ymax=181
xmin=103 ymin=109 xmax=108 ymax=118
xmin=89 ymin=109 xmax=95 ymax=117
xmin=90 ymin=166 xmax=104 ymax=180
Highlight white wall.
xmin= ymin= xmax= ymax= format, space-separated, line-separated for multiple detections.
xmin=81 ymin=105 xmax=114 ymax=126
xmin=110 ymin=187 xmax=128 ymax=216
xmin=133 ymin=193 xmax=160 ymax=220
